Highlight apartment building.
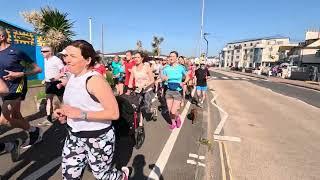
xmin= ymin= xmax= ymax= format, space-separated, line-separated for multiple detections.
xmin=222 ymin=36 xmax=290 ymax=68
xmin=278 ymin=31 xmax=320 ymax=67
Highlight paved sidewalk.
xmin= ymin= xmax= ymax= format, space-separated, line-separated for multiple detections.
xmin=212 ymin=68 xmax=320 ymax=91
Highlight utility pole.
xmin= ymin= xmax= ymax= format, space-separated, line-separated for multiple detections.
xmin=199 ymin=0 xmax=205 ymax=57
xmin=89 ymin=17 xmax=92 ymax=44
xmin=101 ymin=24 xmax=104 ymax=56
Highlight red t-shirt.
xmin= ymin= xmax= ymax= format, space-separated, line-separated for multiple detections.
xmin=124 ymin=60 xmax=136 ymax=86
xmin=188 ymin=65 xmax=196 ymax=79
xmin=94 ymin=64 xmax=107 ymax=76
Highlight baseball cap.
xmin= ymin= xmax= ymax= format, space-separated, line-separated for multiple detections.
xmin=58 ymin=49 xmax=67 ymax=56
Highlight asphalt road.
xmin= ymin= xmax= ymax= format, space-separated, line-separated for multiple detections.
xmin=0 ymin=89 xmax=222 ymax=180
xmin=208 ymin=69 xmax=320 ymax=180
xmin=210 ymin=70 xmax=320 ymax=108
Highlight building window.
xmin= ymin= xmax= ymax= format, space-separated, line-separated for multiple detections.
xmin=278 ymin=41 xmax=283 ymax=45
xmin=250 ymin=49 xmax=253 ymax=52
xmin=250 ymin=55 xmax=253 ymax=59
xmin=236 ymin=50 xmax=240 ymax=53
xmin=236 ymin=56 xmax=239 ymax=59
xmin=250 ymin=43 xmax=253 ymax=46
xmin=229 ymin=45 xmax=231 ymax=48
xmin=244 ymin=44 xmax=246 ymax=47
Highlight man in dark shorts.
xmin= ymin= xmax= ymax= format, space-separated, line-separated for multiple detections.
xmin=39 ymin=46 xmax=65 ymax=126
xmin=0 ymin=27 xmax=42 ymax=148
xmin=0 ymin=78 xmax=22 ymax=162
xmin=194 ymin=61 xmax=210 ymax=108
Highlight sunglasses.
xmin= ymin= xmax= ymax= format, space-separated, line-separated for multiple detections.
xmin=41 ymin=51 xmax=49 ymax=53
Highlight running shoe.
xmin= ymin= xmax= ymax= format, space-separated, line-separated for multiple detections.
xmin=22 ymin=127 xmax=43 ymax=149
xmin=121 ymin=166 xmax=130 ymax=180
xmin=169 ymin=120 xmax=176 ymax=130
xmin=10 ymin=138 xmax=22 ymax=162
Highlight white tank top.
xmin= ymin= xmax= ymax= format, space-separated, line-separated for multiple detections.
xmin=63 ymin=71 xmax=111 ymax=132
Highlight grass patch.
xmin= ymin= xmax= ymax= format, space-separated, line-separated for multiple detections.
xmin=28 ymin=80 xmax=43 ymax=87
xmin=36 ymin=91 xmax=46 ymax=100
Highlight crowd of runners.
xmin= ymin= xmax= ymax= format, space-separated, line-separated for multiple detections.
xmin=0 ymin=27 xmax=211 ymax=180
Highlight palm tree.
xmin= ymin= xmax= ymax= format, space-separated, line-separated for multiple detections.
xmin=136 ymin=40 xmax=143 ymax=51
xmin=151 ymin=36 xmax=164 ymax=56
xmin=21 ymin=7 xmax=75 ymax=53
xmin=40 ymin=7 xmax=75 ymax=52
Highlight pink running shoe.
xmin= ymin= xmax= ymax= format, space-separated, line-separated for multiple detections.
xmin=175 ymin=115 xmax=182 ymax=128
xmin=169 ymin=120 xmax=176 ymax=130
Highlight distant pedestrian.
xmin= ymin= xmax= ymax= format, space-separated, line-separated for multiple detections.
xmin=94 ymin=60 xmax=107 ymax=78
xmin=123 ymin=50 xmax=136 ymax=93
xmin=195 ymin=61 xmax=210 ymax=108
xmin=39 ymin=46 xmax=65 ymax=126
xmin=112 ymin=55 xmax=124 ymax=95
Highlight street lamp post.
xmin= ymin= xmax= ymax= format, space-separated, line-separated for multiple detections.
xmin=203 ymin=33 xmax=210 ymax=57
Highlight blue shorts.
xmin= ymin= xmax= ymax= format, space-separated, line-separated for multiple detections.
xmin=196 ymin=86 xmax=207 ymax=91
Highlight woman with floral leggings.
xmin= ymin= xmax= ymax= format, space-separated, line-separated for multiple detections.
xmin=54 ymin=40 xmax=129 ymax=180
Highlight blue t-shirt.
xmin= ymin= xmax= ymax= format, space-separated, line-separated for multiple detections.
xmin=0 ymin=46 xmax=34 ymax=93
xmin=162 ymin=64 xmax=186 ymax=91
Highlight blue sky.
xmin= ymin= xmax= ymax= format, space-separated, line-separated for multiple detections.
xmin=1 ymin=0 xmax=320 ymax=56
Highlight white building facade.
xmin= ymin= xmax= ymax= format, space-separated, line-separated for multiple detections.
xmin=222 ymin=36 xmax=290 ymax=68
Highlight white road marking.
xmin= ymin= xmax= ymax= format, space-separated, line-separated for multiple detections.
xmin=187 ymin=159 xmax=197 ymax=165
xmin=189 ymin=153 xmax=199 ymax=159
xmin=219 ymin=142 xmax=227 ymax=180
xmin=198 ymin=162 xmax=206 ymax=167
xmin=214 ymin=135 xmax=241 ymax=142
xmin=232 ymin=77 xmax=239 ymax=80
xmin=210 ymin=91 xmax=229 ymax=135
xmin=224 ymin=142 xmax=234 ymax=180
xmin=24 ymin=157 xmax=62 ymax=180
xmin=148 ymin=89 xmax=195 ymax=180
xmin=212 ymin=76 xmax=218 ymax=79
xmin=221 ymin=77 xmax=229 ymax=79
xmin=188 ymin=153 xmax=205 ymax=160
xmin=241 ymin=77 xmax=248 ymax=80
xmin=198 ymin=155 xmax=205 ymax=160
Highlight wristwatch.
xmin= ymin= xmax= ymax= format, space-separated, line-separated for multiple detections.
xmin=80 ymin=111 xmax=88 ymax=120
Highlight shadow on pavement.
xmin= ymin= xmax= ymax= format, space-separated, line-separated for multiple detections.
xmin=0 ymin=121 xmax=67 ymax=180
xmin=157 ymin=95 xmax=171 ymax=125
xmin=129 ymin=154 xmax=164 ymax=180
xmin=0 ymin=107 xmax=46 ymax=136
